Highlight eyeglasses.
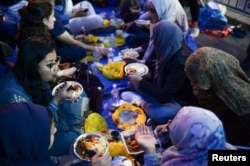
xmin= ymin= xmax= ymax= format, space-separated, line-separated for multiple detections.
xmin=45 ymin=56 xmax=61 ymax=71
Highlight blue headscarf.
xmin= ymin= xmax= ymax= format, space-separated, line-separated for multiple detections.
xmin=0 ymin=102 xmax=53 ymax=166
xmin=161 ymin=106 xmax=233 ymax=166
xmin=153 ymin=20 xmax=183 ymax=87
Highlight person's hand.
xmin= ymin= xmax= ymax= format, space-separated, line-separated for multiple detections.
xmin=91 ymin=151 xmax=112 ymax=166
xmin=52 ymin=82 xmax=79 ymax=104
xmin=74 ymin=34 xmax=89 ymax=43
xmin=127 ymin=74 xmax=143 ymax=89
xmin=122 ymin=21 xmax=134 ymax=32
xmin=155 ymin=124 xmax=169 ymax=136
xmin=59 ymin=140 xmax=82 ymax=166
xmin=135 ymin=124 xmax=156 ymax=154
xmin=130 ymin=6 xmax=140 ymax=14
xmin=56 ymin=67 xmax=77 ymax=78
xmin=71 ymin=9 xmax=88 ymax=18
xmin=122 ymin=56 xmax=139 ymax=64
xmin=98 ymin=47 xmax=109 ymax=56
xmin=154 ymin=120 xmax=171 ymax=139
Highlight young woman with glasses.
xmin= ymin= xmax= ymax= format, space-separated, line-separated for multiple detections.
xmin=0 ymin=37 xmax=90 ymax=157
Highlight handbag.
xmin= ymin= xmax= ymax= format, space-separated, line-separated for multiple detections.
xmin=66 ymin=62 xmax=104 ymax=113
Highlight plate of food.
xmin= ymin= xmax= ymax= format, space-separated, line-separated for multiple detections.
xmin=124 ymin=63 xmax=149 ymax=76
xmin=73 ymin=132 xmax=109 ymax=161
xmin=112 ymin=103 xmax=146 ymax=130
xmin=52 ymin=81 xmax=83 ymax=99
xmin=135 ymin=19 xmax=150 ymax=26
xmin=120 ymin=129 xmax=144 ymax=155
xmin=119 ymin=49 xmax=139 ymax=59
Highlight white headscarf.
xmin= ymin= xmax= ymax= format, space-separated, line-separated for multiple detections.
xmin=143 ymin=0 xmax=189 ymax=60
xmin=150 ymin=0 xmax=188 ymax=34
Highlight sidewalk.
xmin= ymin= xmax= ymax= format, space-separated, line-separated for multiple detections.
xmin=225 ymin=7 xmax=250 ymax=29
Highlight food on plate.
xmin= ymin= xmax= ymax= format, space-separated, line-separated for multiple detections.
xmin=120 ymin=49 xmax=139 ymax=58
xmin=124 ymin=134 xmax=143 ymax=153
xmin=127 ymin=67 xmax=137 ymax=74
xmin=124 ymin=63 xmax=149 ymax=76
xmin=68 ymin=83 xmax=82 ymax=98
xmin=52 ymin=81 xmax=83 ymax=98
xmin=100 ymin=61 xmax=126 ymax=80
xmin=74 ymin=133 xmax=109 ymax=160
xmin=121 ymin=130 xmax=144 ymax=154
xmin=112 ymin=103 xmax=146 ymax=130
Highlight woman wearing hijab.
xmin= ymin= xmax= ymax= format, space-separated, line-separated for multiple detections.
xmin=0 ymin=102 xmax=56 ymax=166
xmin=135 ymin=106 xmax=236 ymax=166
xmin=121 ymin=20 xmax=193 ymax=125
xmin=185 ymin=47 xmax=250 ymax=146
xmin=125 ymin=0 xmax=189 ymax=62
xmin=0 ymin=102 xmax=112 ymax=166
xmin=0 ymin=37 xmax=90 ymax=156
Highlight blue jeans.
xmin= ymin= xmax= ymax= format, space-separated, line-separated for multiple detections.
xmin=138 ymin=91 xmax=182 ymax=124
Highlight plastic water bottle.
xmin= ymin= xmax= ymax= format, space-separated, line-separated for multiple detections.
xmin=110 ymin=10 xmax=116 ymax=20
xmin=107 ymin=48 xmax=114 ymax=63
xmin=110 ymin=84 xmax=119 ymax=111
xmin=109 ymin=33 xmax=115 ymax=48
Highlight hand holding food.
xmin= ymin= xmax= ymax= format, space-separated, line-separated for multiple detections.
xmin=52 ymin=81 xmax=83 ymax=104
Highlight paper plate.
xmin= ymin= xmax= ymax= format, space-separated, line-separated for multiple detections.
xmin=124 ymin=63 xmax=149 ymax=76
xmin=119 ymin=49 xmax=139 ymax=58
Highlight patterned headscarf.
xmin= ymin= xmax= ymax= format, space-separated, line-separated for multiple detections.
xmin=185 ymin=47 xmax=250 ymax=116
xmin=161 ymin=106 xmax=231 ymax=166
xmin=0 ymin=103 xmax=52 ymax=165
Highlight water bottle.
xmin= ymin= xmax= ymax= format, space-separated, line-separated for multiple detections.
xmin=107 ymin=48 xmax=114 ymax=63
xmin=109 ymin=33 xmax=115 ymax=48
xmin=110 ymin=10 xmax=116 ymax=20
xmin=110 ymin=84 xmax=119 ymax=111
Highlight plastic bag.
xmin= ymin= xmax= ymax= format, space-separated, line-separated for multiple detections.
xmin=198 ymin=4 xmax=228 ymax=31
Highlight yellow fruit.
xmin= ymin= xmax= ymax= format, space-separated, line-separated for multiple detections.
xmin=103 ymin=19 xmax=111 ymax=26
xmin=84 ymin=112 xmax=109 ymax=137
xmin=109 ymin=141 xmax=130 ymax=157
xmin=101 ymin=61 xmax=126 ymax=80
xmin=87 ymin=34 xmax=100 ymax=43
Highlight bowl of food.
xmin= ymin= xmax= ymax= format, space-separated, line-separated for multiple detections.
xmin=120 ymin=129 xmax=144 ymax=155
xmin=52 ymin=81 xmax=83 ymax=99
xmin=119 ymin=49 xmax=139 ymax=59
xmin=73 ymin=132 xmax=109 ymax=161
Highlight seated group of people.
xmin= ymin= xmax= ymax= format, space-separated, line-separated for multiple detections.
xmin=0 ymin=0 xmax=250 ymax=165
